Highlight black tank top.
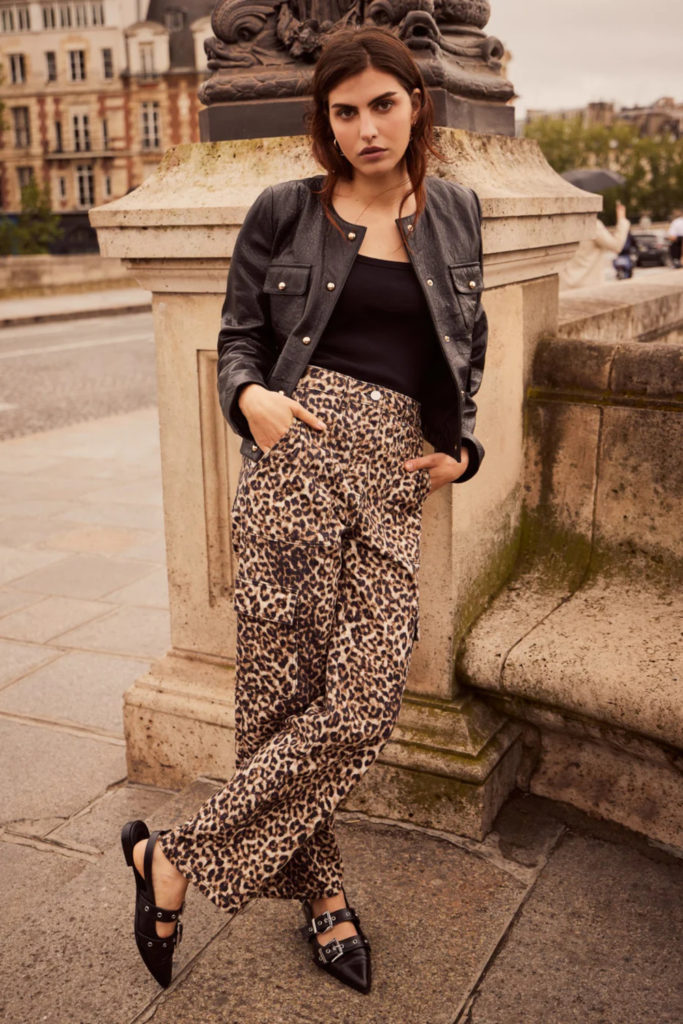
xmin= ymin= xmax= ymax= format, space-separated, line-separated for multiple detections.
xmin=311 ymin=253 xmax=441 ymax=402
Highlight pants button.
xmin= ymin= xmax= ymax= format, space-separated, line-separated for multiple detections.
xmin=370 ymin=390 xmax=381 ymax=401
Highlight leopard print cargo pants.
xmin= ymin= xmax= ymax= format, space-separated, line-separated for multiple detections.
xmin=158 ymin=364 xmax=431 ymax=913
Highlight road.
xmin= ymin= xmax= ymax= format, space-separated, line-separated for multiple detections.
xmin=0 ymin=312 xmax=156 ymax=441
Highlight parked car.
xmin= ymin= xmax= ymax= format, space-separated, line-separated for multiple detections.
xmin=629 ymin=230 xmax=672 ymax=267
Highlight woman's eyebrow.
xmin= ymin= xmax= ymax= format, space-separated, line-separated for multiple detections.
xmin=330 ymin=91 xmax=398 ymax=109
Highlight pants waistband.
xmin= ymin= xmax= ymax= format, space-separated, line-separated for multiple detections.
xmin=296 ymin=364 xmax=421 ymax=422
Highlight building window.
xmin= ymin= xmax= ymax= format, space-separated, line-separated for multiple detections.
xmin=165 ymin=9 xmax=184 ymax=30
xmin=54 ymin=119 xmax=63 ymax=152
xmin=104 ymin=174 xmax=111 ymax=197
xmin=60 ymin=4 xmax=72 ymax=27
xmin=9 ymin=54 xmax=26 ymax=85
xmin=46 ymin=51 xmax=57 ymax=82
xmin=72 ymin=113 xmax=91 ymax=152
xmin=1 ymin=8 xmax=15 ymax=30
xmin=58 ymin=176 xmax=66 ymax=199
xmin=17 ymin=5 xmax=31 ymax=29
xmin=139 ymin=42 xmax=155 ymax=77
xmin=141 ymin=101 xmax=160 ymax=150
xmin=17 ymin=166 xmax=34 ymax=192
xmin=91 ymin=1 xmax=104 ymax=25
xmin=101 ymin=47 xmax=113 ymax=79
xmin=74 ymin=2 xmax=87 ymax=26
xmin=76 ymin=164 xmax=94 ymax=207
xmin=12 ymin=107 xmax=31 ymax=148
xmin=42 ymin=5 xmax=57 ymax=28
xmin=101 ymin=117 xmax=109 ymax=149
xmin=69 ymin=50 xmax=86 ymax=82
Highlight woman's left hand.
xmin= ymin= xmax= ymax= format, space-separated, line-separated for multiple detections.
xmin=404 ymin=450 xmax=470 ymax=494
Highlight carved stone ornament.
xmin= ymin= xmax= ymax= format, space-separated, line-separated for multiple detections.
xmin=199 ymin=0 xmax=513 ymax=106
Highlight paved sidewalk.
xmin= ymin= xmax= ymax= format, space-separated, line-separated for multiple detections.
xmin=0 ymin=287 xmax=152 ymax=327
xmin=0 ymin=409 xmax=681 ymax=1024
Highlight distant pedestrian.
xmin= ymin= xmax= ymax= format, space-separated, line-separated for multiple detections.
xmin=613 ymin=229 xmax=636 ymax=279
xmin=559 ymin=201 xmax=631 ymax=290
xmin=667 ymin=209 xmax=683 ymax=268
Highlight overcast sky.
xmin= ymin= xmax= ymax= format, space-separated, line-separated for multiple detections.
xmin=487 ymin=0 xmax=682 ymax=119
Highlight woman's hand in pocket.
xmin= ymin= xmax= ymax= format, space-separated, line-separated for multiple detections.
xmin=238 ymin=384 xmax=326 ymax=452
xmin=404 ymin=449 xmax=470 ymax=493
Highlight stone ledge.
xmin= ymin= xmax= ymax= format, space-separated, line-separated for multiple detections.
xmin=460 ymin=568 xmax=682 ymax=751
xmin=557 ymin=271 xmax=683 ymax=343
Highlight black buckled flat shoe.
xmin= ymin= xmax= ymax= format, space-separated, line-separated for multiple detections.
xmin=121 ymin=820 xmax=184 ymax=989
xmin=300 ymin=886 xmax=372 ymax=995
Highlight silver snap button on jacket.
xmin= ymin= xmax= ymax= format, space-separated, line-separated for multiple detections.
xmin=370 ymin=390 xmax=381 ymax=401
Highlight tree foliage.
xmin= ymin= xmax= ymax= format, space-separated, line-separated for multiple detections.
xmin=524 ymin=114 xmax=683 ymax=223
xmin=1 ymin=177 xmax=63 ymax=255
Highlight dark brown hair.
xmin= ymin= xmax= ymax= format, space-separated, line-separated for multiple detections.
xmin=304 ymin=26 xmax=445 ymax=241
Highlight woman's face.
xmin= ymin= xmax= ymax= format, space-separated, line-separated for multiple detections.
xmin=327 ymin=66 xmax=421 ymax=179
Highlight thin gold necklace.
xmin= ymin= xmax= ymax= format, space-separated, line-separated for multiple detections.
xmin=337 ymin=177 xmax=412 ymax=223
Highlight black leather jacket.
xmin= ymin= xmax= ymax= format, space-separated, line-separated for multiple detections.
xmin=217 ymin=172 xmax=488 ymax=483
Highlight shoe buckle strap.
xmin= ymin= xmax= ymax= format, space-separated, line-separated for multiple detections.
xmin=311 ymin=909 xmax=335 ymax=935
xmin=322 ymin=936 xmax=345 ymax=963
xmin=141 ymin=899 xmax=183 ymax=924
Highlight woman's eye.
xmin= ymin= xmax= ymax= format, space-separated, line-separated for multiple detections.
xmin=336 ymin=100 xmax=393 ymax=119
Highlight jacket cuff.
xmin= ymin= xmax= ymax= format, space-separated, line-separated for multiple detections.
xmin=452 ymin=434 xmax=484 ymax=484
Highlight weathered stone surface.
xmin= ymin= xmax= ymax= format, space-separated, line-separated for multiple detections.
xmin=465 ymin=832 xmax=683 ymax=1024
xmin=104 ymin=566 xmax=169 ymax=609
xmin=0 ymin=594 xmax=112 ymax=643
xmin=557 ymin=270 xmax=683 ymax=341
xmin=0 ymin=542 xmax=64 ymax=586
xmin=0 ymin=833 xmax=226 ymax=1024
xmin=49 ymin=781 xmax=173 ymax=851
xmin=503 ymin=572 xmax=681 ymax=748
xmin=0 ymin=636 xmax=59 ymax=689
xmin=593 ymin=407 xmax=682 ymax=563
xmin=528 ymin=728 xmax=683 ymax=852
xmin=0 ymin=650 xmax=151 ymax=734
xmin=343 ymin=721 xmax=523 ymax=841
xmin=9 ymin=552 xmax=153 ymax=600
xmin=461 ymin=270 xmax=683 ymax=846
xmin=54 ymin=605 xmax=171 ymax=659
xmin=0 ymin=719 xmax=125 ymax=830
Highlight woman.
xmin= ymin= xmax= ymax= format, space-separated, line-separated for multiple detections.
xmin=122 ymin=25 xmax=487 ymax=998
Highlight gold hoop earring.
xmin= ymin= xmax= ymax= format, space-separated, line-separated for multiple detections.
xmin=333 ymin=138 xmax=342 ymax=154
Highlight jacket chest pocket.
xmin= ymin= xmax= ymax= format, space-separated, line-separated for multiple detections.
xmin=263 ymin=263 xmax=312 ymax=338
xmin=448 ymin=262 xmax=484 ymax=336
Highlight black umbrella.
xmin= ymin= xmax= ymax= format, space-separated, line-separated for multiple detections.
xmin=561 ymin=168 xmax=626 ymax=193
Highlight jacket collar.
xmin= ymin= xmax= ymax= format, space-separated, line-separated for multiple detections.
xmin=309 ymin=173 xmax=417 ymax=237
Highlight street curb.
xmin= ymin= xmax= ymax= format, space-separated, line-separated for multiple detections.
xmin=0 ymin=302 xmax=152 ymax=328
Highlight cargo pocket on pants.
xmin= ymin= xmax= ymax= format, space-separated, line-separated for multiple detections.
xmin=233 ymin=575 xmax=300 ymax=710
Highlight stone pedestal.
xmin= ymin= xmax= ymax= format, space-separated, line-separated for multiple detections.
xmin=89 ymin=130 xmax=599 ymax=839
xmin=199 ymin=89 xmax=515 ymax=142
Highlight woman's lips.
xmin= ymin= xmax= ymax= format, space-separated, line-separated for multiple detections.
xmin=359 ymin=148 xmax=387 ymax=158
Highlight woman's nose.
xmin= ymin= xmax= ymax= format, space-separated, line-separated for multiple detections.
xmin=359 ymin=114 xmax=378 ymax=140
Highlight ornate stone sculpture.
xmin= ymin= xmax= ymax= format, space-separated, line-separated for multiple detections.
xmin=200 ymin=0 xmax=513 ymax=106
